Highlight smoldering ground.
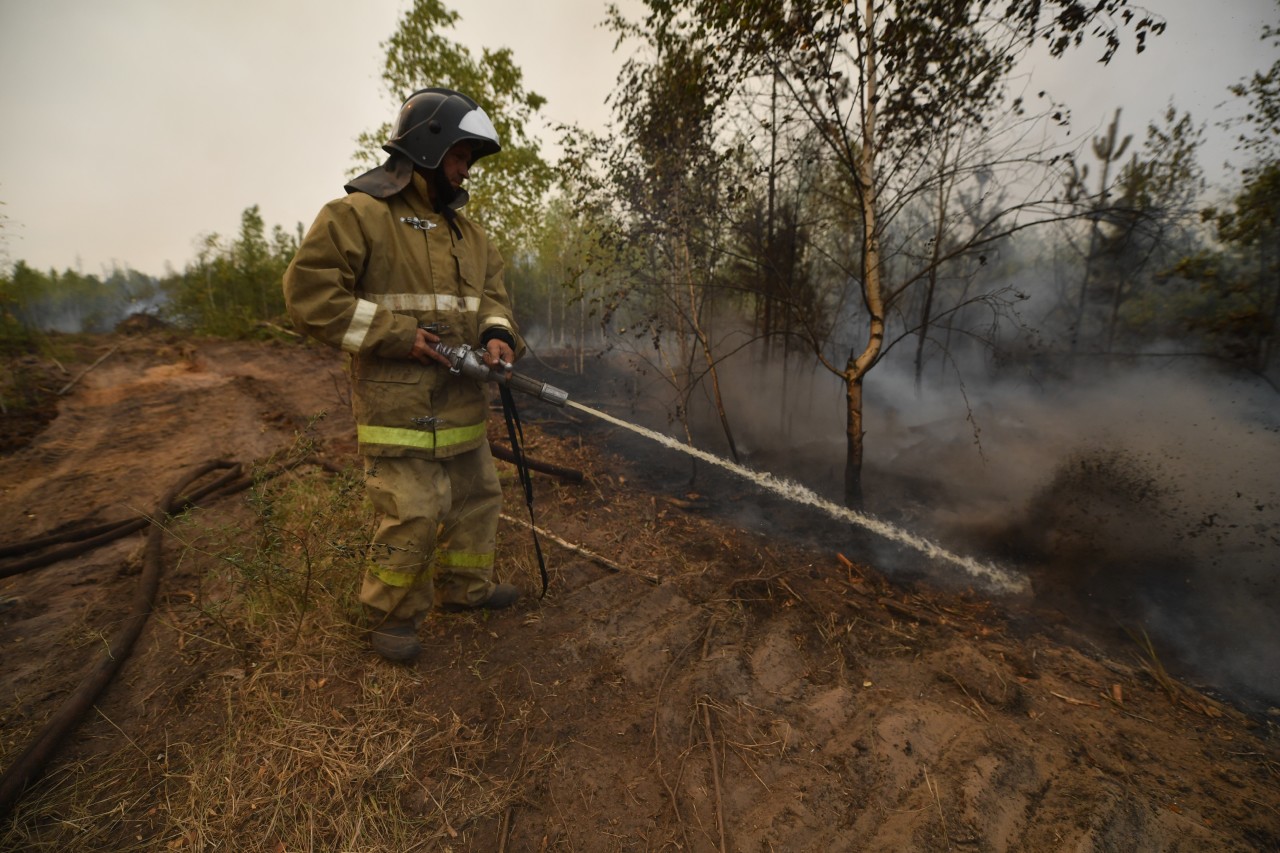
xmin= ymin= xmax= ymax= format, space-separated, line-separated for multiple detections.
xmin=537 ymin=340 xmax=1278 ymax=710
xmin=859 ymin=358 xmax=1278 ymax=711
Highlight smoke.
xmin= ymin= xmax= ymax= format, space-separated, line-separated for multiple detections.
xmin=635 ymin=340 xmax=1279 ymax=709
xmin=12 ymin=268 xmax=167 ymax=334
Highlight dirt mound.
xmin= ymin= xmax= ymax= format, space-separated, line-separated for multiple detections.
xmin=1 ymin=335 xmax=1277 ymax=851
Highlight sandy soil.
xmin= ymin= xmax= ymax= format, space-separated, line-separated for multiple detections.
xmin=1 ymin=333 xmax=1277 ymax=851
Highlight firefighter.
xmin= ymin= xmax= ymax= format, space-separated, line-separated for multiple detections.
xmin=283 ymin=88 xmax=523 ymax=662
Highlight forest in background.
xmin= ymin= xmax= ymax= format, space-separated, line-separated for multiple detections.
xmin=1 ymin=0 xmax=1277 ymax=502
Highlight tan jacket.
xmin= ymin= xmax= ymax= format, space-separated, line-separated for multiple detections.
xmin=283 ymin=172 xmax=522 ymax=459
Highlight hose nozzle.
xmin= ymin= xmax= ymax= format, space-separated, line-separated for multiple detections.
xmin=431 ymin=342 xmax=569 ymax=407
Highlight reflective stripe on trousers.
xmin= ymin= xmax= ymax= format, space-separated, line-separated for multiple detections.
xmin=358 ymin=444 xmax=503 ymax=619
xmin=357 ymin=422 xmax=488 ymax=453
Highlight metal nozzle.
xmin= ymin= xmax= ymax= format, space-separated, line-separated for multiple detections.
xmin=504 ymin=372 xmax=569 ymax=407
xmin=430 ymin=341 xmax=569 ymax=407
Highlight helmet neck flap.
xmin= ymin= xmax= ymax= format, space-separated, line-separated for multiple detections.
xmin=345 ymin=87 xmax=499 ymax=208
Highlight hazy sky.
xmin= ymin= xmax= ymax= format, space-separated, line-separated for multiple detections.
xmin=0 ymin=0 xmax=1275 ymax=277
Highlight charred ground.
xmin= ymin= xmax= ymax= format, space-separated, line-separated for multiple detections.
xmin=0 ymin=333 xmax=1277 ymax=851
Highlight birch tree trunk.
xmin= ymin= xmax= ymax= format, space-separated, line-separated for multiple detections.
xmin=844 ymin=0 xmax=886 ymax=507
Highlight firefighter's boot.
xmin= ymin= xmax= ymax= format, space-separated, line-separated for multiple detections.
xmin=440 ymin=582 xmax=520 ymax=612
xmin=365 ymin=609 xmax=422 ymax=663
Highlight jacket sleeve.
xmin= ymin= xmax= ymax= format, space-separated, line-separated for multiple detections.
xmin=283 ymin=199 xmax=419 ymax=358
xmin=476 ymin=236 xmax=526 ymax=360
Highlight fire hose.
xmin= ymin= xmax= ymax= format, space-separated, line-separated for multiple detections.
xmin=431 ymin=339 xmax=570 ymax=597
xmin=0 ymin=346 xmax=576 ymax=815
xmin=0 ymin=460 xmax=247 ymax=817
xmin=0 ymin=443 xmax=583 ymax=817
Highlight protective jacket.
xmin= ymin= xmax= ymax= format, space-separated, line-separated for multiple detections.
xmin=284 ymin=169 xmax=523 ymax=460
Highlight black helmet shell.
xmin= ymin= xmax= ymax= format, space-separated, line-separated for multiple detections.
xmin=383 ymin=88 xmax=501 ymax=170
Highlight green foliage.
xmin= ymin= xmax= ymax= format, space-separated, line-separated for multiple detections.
xmin=0 ymin=264 xmax=35 ymax=353
xmin=600 ymin=0 xmax=1166 ymax=347
xmin=0 ymin=259 xmax=161 ymax=348
xmin=1064 ymin=106 xmax=1209 ymax=354
xmin=1155 ymin=6 xmax=1280 ymax=374
xmin=162 ymin=205 xmax=298 ymax=336
xmin=505 ymin=195 xmax=611 ymax=360
xmin=1155 ymin=161 xmax=1280 ymax=370
xmin=1210 ymin=160 xmax=1280 ymax=247
xmin=182 ymin=428 xmax=370 ymax=653
xmin=240 ymin=467 xmax=367 ymax=629
xmin=597 ymin=27 xmax=745 ymax=324
xmin=592 ymin=0 xmax=1165 ymax=369
xmin=354 ymin=0 xmax=552 ymax=253
xmin=1226 ymin=2 xmax=1280 ymax=162
xmin=561 ymin=19 xmax=765 ymax=461
xmin=634 ymin=0 xmax=1162 ymax=162
xmin=585 ymin=0 xmax=1167 ymax=500
xmin=1120 ymin=107 xmax=1207 ymax=215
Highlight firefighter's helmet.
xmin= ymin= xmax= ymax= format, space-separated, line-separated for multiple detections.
xmin=383 ymin=88 xmax=501 ymax=170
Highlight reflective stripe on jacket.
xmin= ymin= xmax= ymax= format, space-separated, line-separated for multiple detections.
xmin=283 ymin=172 xmax=523 ymax=459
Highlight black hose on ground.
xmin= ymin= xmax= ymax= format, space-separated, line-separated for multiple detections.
xmin=0 ymin=518 xmax=145 ymax=560
xmin=0 ymin=448 xmax=577 ymax=580
xmin=0 ymin=447 xmax=581 ymax=817
xmin=0 ymin=460 xmax=241 ymax=819
xmin=0 ymin=456 xmax=352 ymax=580
xmin=0 ymin=518 xmax=152 ymax=579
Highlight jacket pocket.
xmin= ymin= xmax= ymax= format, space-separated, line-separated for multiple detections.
xmin=352 ymin=357 xmax=441 ymax=430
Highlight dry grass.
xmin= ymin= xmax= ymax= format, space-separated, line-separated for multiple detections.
xmin=2 ymin=444 xmax=551 ymax=852
xmin=160 ymin=657 xmax=550 ymax=851
xmin=1126 ymin=625 xmax=1231 ymax=719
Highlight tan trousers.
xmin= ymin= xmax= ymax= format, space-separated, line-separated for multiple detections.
xmin=359 ymin=444 xmax=503 ymax=620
